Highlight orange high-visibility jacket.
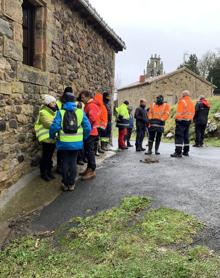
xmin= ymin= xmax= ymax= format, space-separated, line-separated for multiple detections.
xmin=175 ymin=96 xmax=195 ymax=121
xmin=148 ymin=102 xmax=170 ymax=122
xmin=94 ymin=93 xmax=108 ymax=129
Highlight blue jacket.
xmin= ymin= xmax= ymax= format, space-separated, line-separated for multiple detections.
xmin=49 ymin=102 xmax=91 ymax=150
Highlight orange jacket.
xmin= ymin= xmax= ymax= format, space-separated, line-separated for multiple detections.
xmin=94 ymin=93 xmax=108 ymax=129
xmin=148 ymin=102 xmax=170 ymax=122
xmin=175 ymin=96 xmax=195 ymax=121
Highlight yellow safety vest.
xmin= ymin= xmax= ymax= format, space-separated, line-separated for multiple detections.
xmin=59 ymin=109 xmax=84 ymax=143
xmin=56 ymin=100 xmax=62 ymax=110
xmin=34 ymin=108 xmax=55 ymax=142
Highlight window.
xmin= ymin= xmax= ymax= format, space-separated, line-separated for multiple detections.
xmin=22 ymin=0 xmax=35 ymax=66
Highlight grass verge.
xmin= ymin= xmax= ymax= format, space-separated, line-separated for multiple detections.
xmin=0 ymin=196 xmax=220 ymax=278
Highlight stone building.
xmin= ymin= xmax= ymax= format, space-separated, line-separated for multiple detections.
xmin=118 ymin=67 xmax=215 ymax=109
xmin=0 ymin=0 xmax=125 ymax=192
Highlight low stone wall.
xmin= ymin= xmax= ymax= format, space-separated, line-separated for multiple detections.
xmin=0 ymin=0 xmax=115 ymax=192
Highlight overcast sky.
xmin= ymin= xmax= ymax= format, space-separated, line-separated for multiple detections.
xmin=89 ymin=0 xmax=220 ymax=87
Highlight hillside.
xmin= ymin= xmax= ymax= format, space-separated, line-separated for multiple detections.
xmin=164 ymin=96 xmax=220 ymax=146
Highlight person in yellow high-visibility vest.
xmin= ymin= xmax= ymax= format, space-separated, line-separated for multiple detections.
xmin=34 ymin=95 xmax=57 ymax=181
xmin=50 ymin=92 xmax=91 ymax=191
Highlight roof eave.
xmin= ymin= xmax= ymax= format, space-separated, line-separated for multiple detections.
xmin=74 ymin=0 xmax=126 ymax=52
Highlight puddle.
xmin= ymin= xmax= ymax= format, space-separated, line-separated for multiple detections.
xmin=0 ymin=175 xmax=61 ymax=224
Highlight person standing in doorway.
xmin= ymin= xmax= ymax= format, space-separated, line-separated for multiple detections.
xmin=135 ymin=99 xmax=148 ymax=151
xmin=193 ymin=95 xmax=210 ymax=147
xmin=50 ymin=92 xmax=91 ymax=191
xmin=170 ymin=90 xmax=195 ymax=158
xmin=145 ymin=95 xmax=170 ymax=155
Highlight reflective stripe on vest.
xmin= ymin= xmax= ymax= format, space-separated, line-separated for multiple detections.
xmin=176 ymin=99 xmax=194 ymax=118
xmin=59 ymin=109 xmax=83 ymax=143
xmin=151 ymin=103 xmax=168 ymax=120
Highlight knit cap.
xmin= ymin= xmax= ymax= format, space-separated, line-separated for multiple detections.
xmin=44 ymin=95 xmax=56 ymax=105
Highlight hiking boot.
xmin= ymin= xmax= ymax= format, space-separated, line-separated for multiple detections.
xmin=193 ymin=144 xmax=200 ymax=147
xmin=81 ymin=169 xmax=96 ymax=181
xmin=61 ymin=183 xmax=68 ymax=192
xmin=98 ymin=147 xmax=105 ymax=154
xmin=141 ymin=147 xmax=146 ymax=151
xmin=127 ymin=143 xmax=133 ymax=147
xmin=77 ymin=160 xmax=84 ymax=166
xmin=145 ymin=141 xmax=153 ymax=155
xmin=68 ymin=184 xmax=75 ymax=191
xmin=79 ymin=168 xmax=89 ymax=176
xmin=41 ymin=173 xmax=51 ymax=182
xmin=155 ymin=150 xmax=160 ymax=155
xmin=170 ymin=153 xmax=182 ymax=158
xmin=47 ymin=172 xmax=55 ymax=179
xmin=145 ymin=150 xmax=152 ymax=155
xmin=182 ymin=152 xmax=189 ymax=156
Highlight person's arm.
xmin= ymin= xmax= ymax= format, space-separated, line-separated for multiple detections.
xmin=39 ymin=110 xmax=54 ymax=129
xmin=162 ymin=103 xmax=170 ymax=121
xmin=49 ymin=111 xmax=62 ymax=139
xmin=81 ymin=112 xmax=92 ymax=140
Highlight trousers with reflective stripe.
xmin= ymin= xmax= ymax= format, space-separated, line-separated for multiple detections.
xmin=59 ymin=109 xmax=83 ymax=143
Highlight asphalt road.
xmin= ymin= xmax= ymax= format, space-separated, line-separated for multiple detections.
xmin=31 ymin=143 xmax=220 ymax=251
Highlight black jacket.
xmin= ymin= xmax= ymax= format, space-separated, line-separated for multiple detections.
xmin=135 ymin=106 xmax=148 ymax=127
xmin=194 ymin=101 xmax=210 ymax=125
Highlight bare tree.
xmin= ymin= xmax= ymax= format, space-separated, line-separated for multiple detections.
xmin=198 ymin=51 xmax=216 ymax=78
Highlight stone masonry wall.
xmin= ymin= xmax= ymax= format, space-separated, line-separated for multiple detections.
xmin=0 ymin=0 xmax=115 ymax=193
xmin=118 ymin=71 xmax=213 ymax=109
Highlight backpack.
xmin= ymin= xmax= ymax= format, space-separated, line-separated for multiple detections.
xmin=63 ymin=110 xmax=78 ymax=134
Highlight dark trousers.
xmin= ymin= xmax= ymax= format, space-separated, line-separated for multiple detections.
xmin=175 ymin=121 xmax=191 ymax=154
xmin=40 ymin=143 xmax=56 ymax=175
xmin=84 ymin=135 xmax=97 ymax=170
xmin=149 ymin=130 xmax=162 ymax=150
xmin=135 ymin=125 xmax=145 ymax=149
xmin=60 ymin=150 xmax=78 ymax=186
xmin=118 ymin=128 xmax=127 ymax=149
xmin=195 ymin=124 xmax=206 ymax=146
xmin=126 ymin=128 xmax=133 ymax=144
xmin=57 ymin=150 xmax=62 ymax=171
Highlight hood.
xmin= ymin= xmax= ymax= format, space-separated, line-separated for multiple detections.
xmin=62 ymin=102 xmax=77 ymax=111
xmin=94 ymin=93 xmax=104 ymax=107
xmin=200 ymin=99 xmax=210 ymax=108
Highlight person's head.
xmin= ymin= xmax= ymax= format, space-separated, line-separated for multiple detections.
xmin=199 ymin=95 xmax=205 ymax=100
xmin=78 ymin=90 xmax=93 ymax=104
xmin=44 ymin=95 xmax=56 ymax=108
xmin=63 ymin=92 xmax=75 ymax=103
xmin=124 ymin=100 xmax=129 ymax=106
xmin=140 ymin=98 xmax=147 ymax=108
xmin=103 ymin=91 xmax=111 ymax=102
xmin=61 ymin=86 xmax=74 ymax=103
xmin=181 ymin=90 xmax=190 ymax=97
xmin=156 ymin=95 xmax=164 ymax=105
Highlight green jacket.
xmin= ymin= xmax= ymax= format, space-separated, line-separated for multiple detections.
xmin=116 ymin=103 xmax=129 ymax=119
xmin=35 ymin=106 xmax=56 ymax=143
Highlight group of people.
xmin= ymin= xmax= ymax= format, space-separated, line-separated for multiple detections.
xmin=35 ymin=88 xmax=210 ymax=191
xmin=35 ymin=87 xmax=112 ymax=191
xmin=116 ymin=90 xmax=210 ymax=158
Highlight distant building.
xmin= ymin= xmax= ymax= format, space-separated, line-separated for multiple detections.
xmin=118 ymin=67 xmax=215 ymax=108
xmin=146 ymin=54 xmax=164 ymax=77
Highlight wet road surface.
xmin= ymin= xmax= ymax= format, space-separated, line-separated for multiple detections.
xmin=31 ymin=143 xmax=220 ymax=250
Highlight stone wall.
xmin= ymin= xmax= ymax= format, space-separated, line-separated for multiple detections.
xmin=118 ymin=70 xmax=214 ymax=109
xmin=0 ymin=0 xmax=115 ymax=192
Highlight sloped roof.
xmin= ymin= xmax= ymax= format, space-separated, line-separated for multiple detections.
xmin=118 ymin=67 xmax=216 ymax=91
xmin=72 ymin=0 xmax=126 ymax=52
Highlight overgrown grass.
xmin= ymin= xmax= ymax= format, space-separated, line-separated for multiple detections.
xmin=1 ymin=196 xmax=220 ymax=277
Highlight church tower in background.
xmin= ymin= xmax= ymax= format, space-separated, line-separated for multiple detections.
xmin=146 ymin=54 xmax=164 ymax=78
